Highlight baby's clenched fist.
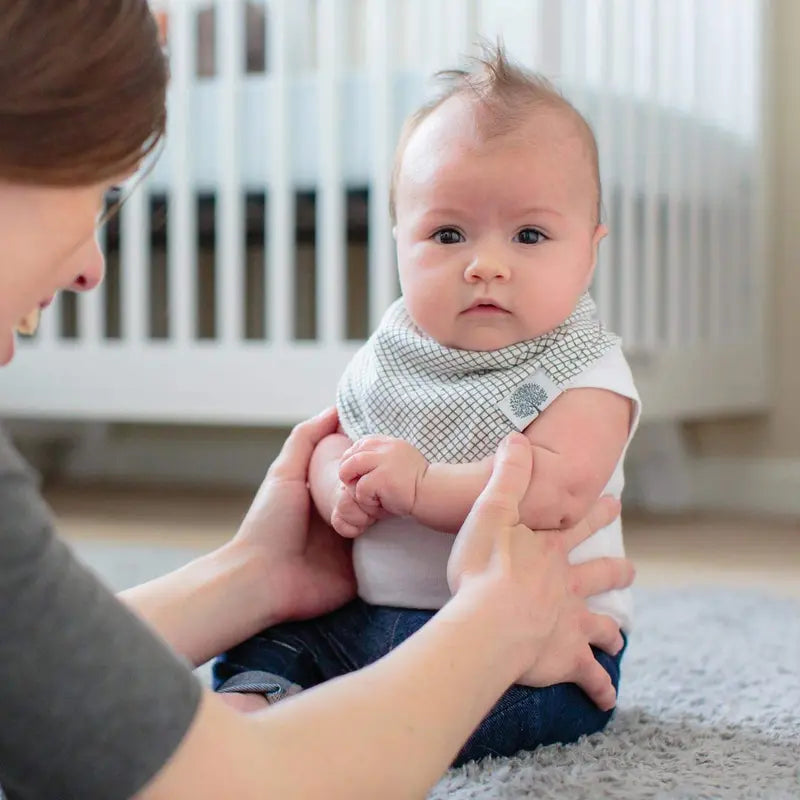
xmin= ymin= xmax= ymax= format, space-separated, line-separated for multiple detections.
xmin=337 ymin=436 xmax=429 ymax=524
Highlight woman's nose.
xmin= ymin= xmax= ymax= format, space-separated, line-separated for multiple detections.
xmin=69 ymin=243 xmax=106 ymax=293
xmin=70 ymin=274 xmax=101 ymax=292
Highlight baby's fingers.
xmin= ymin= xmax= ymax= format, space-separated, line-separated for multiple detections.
xmin=331 ymin=494 xmax=373 ymax=538
xmin=339 ymin=451 xmax=380 ymax=485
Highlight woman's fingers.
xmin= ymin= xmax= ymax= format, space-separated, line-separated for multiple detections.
xmin=562 ymin=496 xmax=621 ymax=551
xmin=568 ymin=557 xmax=635 ymax=599
xmin=469 ymin=433 xmax=533 ymax=527
xmin=268 ymin=407 xmax=339 ymax=482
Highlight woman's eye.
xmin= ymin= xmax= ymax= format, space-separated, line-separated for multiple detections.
xmin=514 ymin=228 xmax=546 ymax=245
xmin=433 ymin=228 xmax=465 ymax=245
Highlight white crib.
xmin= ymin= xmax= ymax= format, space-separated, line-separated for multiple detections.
xmin=0 ymin=0 xmax=769 ymax=426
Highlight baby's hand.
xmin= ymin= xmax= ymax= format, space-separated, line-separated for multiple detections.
xmin=330 ymin=480 xmax=383 ymax=538
xmin=338 ymin=436 xmax=429 ymax=522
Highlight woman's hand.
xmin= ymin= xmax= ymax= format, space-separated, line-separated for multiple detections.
xmin=232 ymin=407 xmax=356 ymax=624
xmin=447 ymin=432 xmax=634 ymax=711
xmin=121 ymin=408 xmax=356 ymax=666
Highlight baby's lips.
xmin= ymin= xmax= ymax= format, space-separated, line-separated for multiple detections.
xmin=15 ymin=307 xmax=40 ymax=336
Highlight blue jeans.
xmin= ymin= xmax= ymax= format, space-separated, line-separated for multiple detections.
xmin=213 ymin=599 xmax=625 ymax=766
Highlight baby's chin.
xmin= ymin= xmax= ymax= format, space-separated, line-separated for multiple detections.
xmin=445 ymin=326 xmax=530 ymax=352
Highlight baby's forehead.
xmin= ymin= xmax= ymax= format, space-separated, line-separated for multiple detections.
xmin=402 ymin=96 xmax=593 ymax=178
xmin=398 ymin=97 xmax=598 ymax=212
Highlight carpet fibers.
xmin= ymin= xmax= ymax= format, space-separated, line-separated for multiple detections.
xmin=72 ymin=542 xmax=800 ymax=799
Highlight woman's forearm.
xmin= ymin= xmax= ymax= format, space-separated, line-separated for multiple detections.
xmin=254 ymin=592 xmax=522 ymax=797
xmin=412 ymin=459 xmax=493 ymax=533
xmin=141 ymin=586 xmax=525 ymax=800
xmin=120 ymin=542 xmax=280 ymax=667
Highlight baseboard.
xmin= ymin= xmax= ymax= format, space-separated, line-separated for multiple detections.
xmin=689 ymin=457 xmax=800 ymax=516
xmin=12 ymin=421 xmax=800 ymax=517
xmin=14 ymin=423 xmax=291 ymax=489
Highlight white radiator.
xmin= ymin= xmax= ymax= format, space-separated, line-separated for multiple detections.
xmin=0 ymin=0 xmax=768 ymax=425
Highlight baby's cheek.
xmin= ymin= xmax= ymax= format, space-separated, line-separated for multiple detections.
xmin=403 ymin=274 xmax=438 ymax=325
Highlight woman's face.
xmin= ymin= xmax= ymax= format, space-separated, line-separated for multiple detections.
xmin=0 ymin=181 xmax=109 ymax=365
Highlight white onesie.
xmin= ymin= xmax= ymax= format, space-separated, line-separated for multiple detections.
xmin=337 ymin=296 xmax=641 ymax=630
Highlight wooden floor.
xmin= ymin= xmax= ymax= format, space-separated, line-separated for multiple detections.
xmin=46 ymin=485 xmax=800 ymax=599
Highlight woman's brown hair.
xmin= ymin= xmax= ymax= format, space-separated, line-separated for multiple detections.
xmin=0 ymin=0 xmax=168 ymax=187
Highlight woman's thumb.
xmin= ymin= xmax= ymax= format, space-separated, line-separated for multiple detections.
xmin=473 ymin=433 xmax=533 ymax=523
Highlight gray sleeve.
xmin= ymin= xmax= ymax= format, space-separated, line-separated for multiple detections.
xmin=0 ymin=428 xmax=202 ymax=800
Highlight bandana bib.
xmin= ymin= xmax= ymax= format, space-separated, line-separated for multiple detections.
xmin=337 ymin=293 xmax=619 ymax=463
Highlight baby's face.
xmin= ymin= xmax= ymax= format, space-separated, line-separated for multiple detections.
xmin=394 ymin=96 xmax=606 ymax=351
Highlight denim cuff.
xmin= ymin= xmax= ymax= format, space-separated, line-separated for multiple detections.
xmin=216 ymin=670 xmax=303 ymax=704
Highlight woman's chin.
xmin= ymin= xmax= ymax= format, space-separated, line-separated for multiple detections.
xmin=0 ymin=330 xmax=15 ymax=366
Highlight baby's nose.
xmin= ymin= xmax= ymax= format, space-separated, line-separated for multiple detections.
xmin=465 ymin=256 xmax=510 ymax=282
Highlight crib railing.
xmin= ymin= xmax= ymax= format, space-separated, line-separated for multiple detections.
xmin=0 ymin=0 xmax=768 ymax=424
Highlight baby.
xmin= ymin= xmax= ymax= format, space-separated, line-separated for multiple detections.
xmin=214 ymin=46 xmax=640 ymax=765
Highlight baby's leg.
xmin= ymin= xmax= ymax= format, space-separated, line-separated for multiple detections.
xmin=213 ymin=600 xmax=437 ymax=710
xmin=212 ymin=618 xmax=331 ymax=708
xmin=219 ymin=691 xmax=270 ymax=713
xmin=454 ymin=636 xmax=626 ymax=766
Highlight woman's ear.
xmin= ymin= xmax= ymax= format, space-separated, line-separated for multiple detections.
xmin=583 ymin=223 xmax=608 ymax=290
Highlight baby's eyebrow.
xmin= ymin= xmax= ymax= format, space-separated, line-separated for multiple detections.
xmin=420 ymin=207 xmax=469 ymax=219
xmin=515 ymin=206 xmax=564 ymax=220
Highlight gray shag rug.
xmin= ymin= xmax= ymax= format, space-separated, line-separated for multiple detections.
xmin=75 ymin=541 xmax=800 ymax=799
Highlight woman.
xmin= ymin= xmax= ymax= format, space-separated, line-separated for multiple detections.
xmin=0 ymin=2 xmax=635 ymax=799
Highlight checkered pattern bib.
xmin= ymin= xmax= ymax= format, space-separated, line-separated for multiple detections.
xmin=337 ymin=294 xmax=619 ymax=464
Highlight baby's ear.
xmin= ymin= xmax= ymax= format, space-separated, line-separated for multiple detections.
xmin=583 ymin=224 xmax=608 ymax=289
xmin=592 ymin=223 xmax=608 ymax=250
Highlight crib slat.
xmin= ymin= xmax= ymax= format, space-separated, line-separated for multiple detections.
xmin=317 ymin=0 xmax=346 ymax=344
xmin=404 ymin=0 xmax=428 ymax=70
xmin=641 ymin=0 xmax=660 ymax=349
xmin=538 ymin=0 xmax=562 ymax=76
xmin=167 ymin=0 xmax=196 ymax=344
xmin=561 ymin=0 xmax=588 ymax=110
xmin=443 ymin=0 xmax=474 ymax=65
xmin=661 ymin=0 xmax=682 ymax=347
xmin=591 ymin=1 xmax=614 ymax=327
xmin=732 ymin=0 xmax=749 ymax=339
xmin=729 ymin=1 xmax=749 ymax=340
xmin=615 ymin=0 xmax=637 ymax=344
xmin=81 ymin=226 xmax=106 ymax=343
xmin=267 ymin=0 xmax=294 ymax=344
xmin=706 ymin=4 xmax=725 ymax=341
xmin=685 ymin=0 xmax=702 ymax=345
xmin=36 ymin=293 xmax=59 ymax=346
xmin=367 ymin=0 xmax=397 ymax=330
xmin=477 ymin=0 xmax=540 ymax=65
xmin=751 ymin=0 xmax=768 ymax=348
xmin=217 ymin=0 xmax=245 ymax=343
xmin=121 ymin=178 xmax=148 ymax=343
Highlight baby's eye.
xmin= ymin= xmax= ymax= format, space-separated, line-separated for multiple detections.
xmin=432 ymin=228 xmax=465 ymax=245
xmin=514 ymin=228 xmax=546 ymax=245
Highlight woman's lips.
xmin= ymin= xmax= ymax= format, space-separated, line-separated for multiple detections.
xmin=15 ymin=308 xmax=41 ymax=336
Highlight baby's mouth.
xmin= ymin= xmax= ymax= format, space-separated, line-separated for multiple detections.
xmin=463 ymin=299 xmax=509 ymax=314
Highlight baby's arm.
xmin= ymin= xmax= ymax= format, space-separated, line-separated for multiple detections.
xmin=308 ymin=430 xmax=352 ymax=524
xmin=411 ymin=389 xmax=632 ymax=532
xmin=310 ymin=429 xmax=391 ymax=537
xmin=516 ymin=388 xmax=632 ymax=529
